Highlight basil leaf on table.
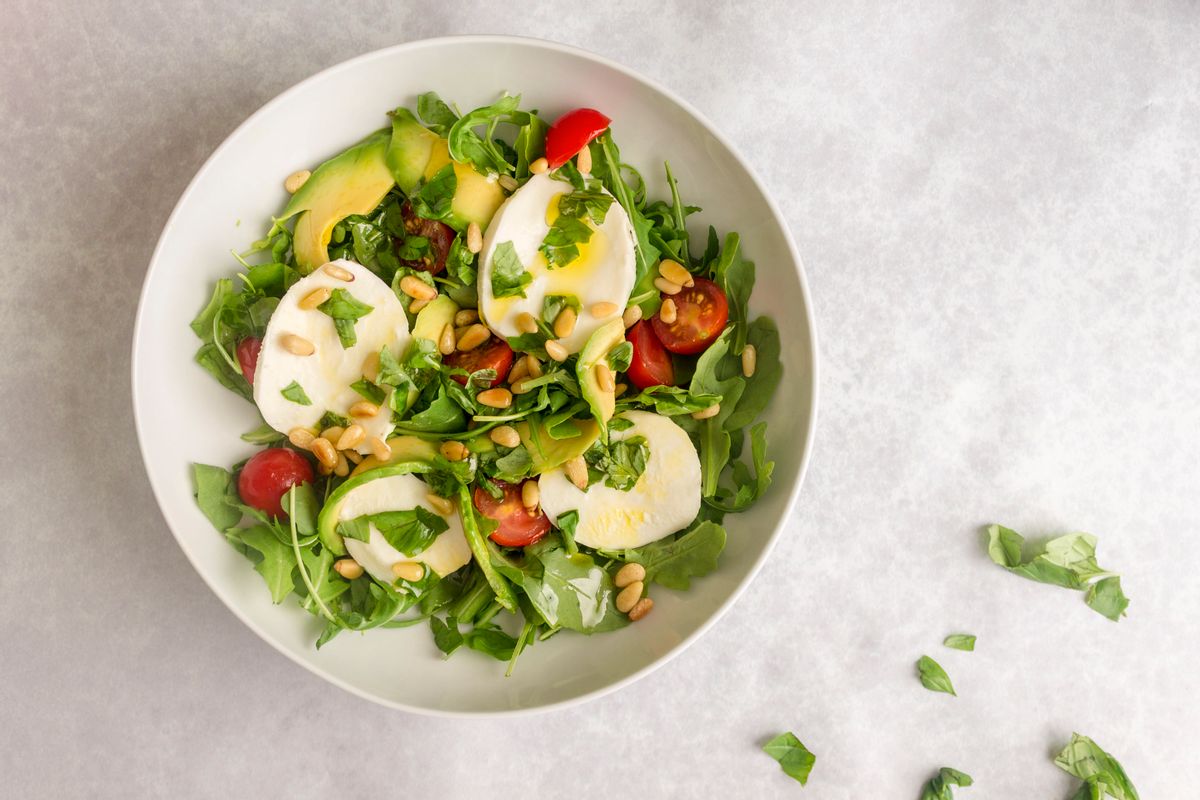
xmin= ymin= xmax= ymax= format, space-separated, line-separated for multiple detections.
xmin=919 ymin=767 xmax=973 ymax=800
xmin=762 ymin=732 xmax=816 ymax=786
xmin=916 ymin=655 xmax=956 ymax=696
xmin=943 ymin=634 xmax=976 ymax=651
xmin=1054 ymin=733 xmax=1140 ymax=800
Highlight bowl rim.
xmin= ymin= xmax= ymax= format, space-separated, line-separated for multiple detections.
xmin=130 ymin=33 xmax=820 ymax=717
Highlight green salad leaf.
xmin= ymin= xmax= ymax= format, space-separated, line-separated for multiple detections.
xmin=917 ymin=655 xmax=956 ymax=696
xmin=337 ymin=508 xmax=448 ymax=556
xmin=919 ymin=767 xmax=973 ymax=800
xmin=1084 ymin=576 xmax=1131 ymax=621
xmin=491 ymin=241 xmax=533 ymax=299
xmin=584 ymin=435 xmax=650 ymax=491
xmin=621 ymin=521 xmax=726 ymax=590
xmin=430 ymin=614 xmax=464 ymax=656
xmin=1055 ymin=733 xmax=1139 ymax=800
xmin=280 ymin=380 xmax=312 ymax=405
xmin=416 ymin=91 xmax=458 ymax=136
xmin=540 ymin=214 xmax=593 ymax=268
xmin=762 ymin=732 xmax=816 ymax=786
xmin=193 ymin=463 xmax=241 ymax=531
xmin=447 ymin=94 xmax=526 ymax=176
xmin=520 ymin=545 xmax=626 ymax=633
xmin=943 ymin=634 xmax=976 ymax=651
xmin=413 ymin=163 xmax=456 ymax=222
xmin=318 ymin=287 xmax=374 ymax=348
xmin=233 ymin=525 xmax=297 ymax=604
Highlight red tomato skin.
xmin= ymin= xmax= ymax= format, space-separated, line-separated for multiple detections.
xmin=399 ymin=201 xmax=455 ymax=275
xmin=445 ymin=338 xmax=514 ymax=388
xmin=651 ymin=277 xmax=729 ymax=355
xmin=625 ymin=321 xmax=675 ymax=389
xmin=473 ymin=482 xmax=551 ymax=547
xmin=236 ymin=337 xmax=261 ymax=385
xmin=545 ymin=108 xmax=612 ymax=168
xmin=238 ymin=448 xmax=315 ymax=519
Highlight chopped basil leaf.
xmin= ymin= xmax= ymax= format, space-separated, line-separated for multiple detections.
xmin=556 ymin=510 xmax=579 ymax=555
xmin=318 ymin=287 xmax=374 ymax=348
xmin=1055 ymin=733 xmax=1139 ymax=800
xmin=280 ymin=380 xmax=312 ymax=405
xmin=413 ymin=163 xmax=456 ymax=221
xmin=318 ymin=410 xmax=351 ymax=429
xmin=491 ymin=241 xmax=533 ymax=299
xmin=350 ymin=378 xmax=386 ymax=405
xmin=240 ymin=420 xmax=285 ymax=445
xmin=541 ymin=293 xmax=581 ymax=325
xmin=396 ymin=234 xmax=430 ymax=261
xmin=584 ymin=435 xmax=649 ymax=491
xmin=607 ymin=341 xmax=633 ymax=373
xmin=943 ymin=634 xmax=976 ymax=651
xmin=558 ymin=185 xmax=613 ymax=224
xmin=608 ymin=417 xmax=634 ymax=432
xmin=919 ymin=767 xmax=973 ymax=800
xmin=336 ymin=507 xmax=448 ymax=555
xmin=540 ymin=214 xmax=592 ymax=268
xmin=490 ymin=445 xmax=533 ymax=483
xmin=762 ymin=732 xmax=816 ymax=786
xmin=445 ymin=235 xmax=476 ymax=285
xmin=1085 ymin=576 xmax=1131 ymax=621
xmin=917 ymin=655 xmax=956 ymax=696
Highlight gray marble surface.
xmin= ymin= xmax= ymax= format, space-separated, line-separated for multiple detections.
xmin=3 ymin=1 xmax=1197 ymax=796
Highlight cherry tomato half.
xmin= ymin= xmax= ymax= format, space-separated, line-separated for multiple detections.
xmin=399 ymin=201 xmax=455 ymax=275
xmin=238 ymin=447 xmax=314 ymax=519
xmin=625 ymin=320 xmax=675 ymax=389
xmin=473 ymin=481 xmax=551 ymax=547
xmin=445 ymin=336 xmax=514 ymax=388
xmin=544 ymin=108 xmax=612 ymax=169
xmin=651 ymin=277 xmax=729 ymax=355
xmin=236 ymin=337 xmax=261 ymax=385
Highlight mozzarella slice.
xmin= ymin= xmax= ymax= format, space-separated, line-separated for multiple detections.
xmin=254 ymin=259 xmax=409 ymax=453
xmin=477 ymin=172 xmax=635 ymax=353
xmin=538 ymin=410 xmax=701 ymax=549
xmin=339 ymin=473 xmax=471 ymax=581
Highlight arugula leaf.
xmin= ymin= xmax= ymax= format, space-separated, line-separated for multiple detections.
xmin=416 ymin=91 xmax=458 ymax=136
xmin=490 ymin=445 xmax=533 ymax=483
xmin=706 ymin=422 xmax=774 ymax=512
xmin=240 ymin=420 xmax=285 ymax=445
xmin=447 ymin=94 xmax=525 ymax=176
xmin=463 ymin=621 xmax=519 ymax=660
xmin=234 ymin=525 xmax=296 ymax=603
xmin=622 ymin=521 xmax=726 ymax=590
xmin=337 ymin=508 xmax=448 ymax=556
xmin=943 ymin=634 xmax=976 ymax=651
xmin=280 ymin=483 xmax=320 ymax=546
xmin=556 ymin=510 xmax=579 ymax=555
xmin=621 ymin=384 xmax=722 ymax=416
xmin=514 ymin=113 xmax=547 ymax=179
xmin=520 ymin=546 xmax=626 ymax=633
xmin=1085 ymin=576 xmax=1130 ymax=621
xmin=594 ymin=133 xmax=660 ymax=309
xmin=917 ymin=655 xmax=956 ymax=696
xmin=1055 ymin=733 xmax=1140 ymax=800
xmin=192 ymin=463 xmax=241 ymax=531
xmin=710 ymin=232 xmax=756 ymax=354
xmin=540 ymin=214 xmax=593 ymax=268
xmin=318 ymin=288 xmax=374 ymax=348
xmin=724 ymin=317 xmax=782 ymax=431
xmin=413 ymin=163 xmax=457 ymax=221
xmin=457 ymin=484 xmax=518 ymax=612
xmin=919 ymin=767 xmax=974 ymax=800
xmin=430 ymin=614 xmax=464 ymax=656
xmin=491 ymin=241 xmax=533 ymax=299
xmin=191 ymin=278 xmax=254 ymax=401
xmin=280 ymin=380 xmax=312 ymax=406
xmin=762 ymin=732 xmax=816 ymax=786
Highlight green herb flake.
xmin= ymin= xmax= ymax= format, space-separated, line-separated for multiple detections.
xmin=280 ymin=380 xmax=312 ymax=406
xmin=943 ymin=634 xmax=976 ymax=652
xmin=491 ymin=241 xmax=533 ymax=299
xmin=336 ymin=508 xmax=449 ymax=556
xmin=762 ymin=732 xmax=816 ymax=786
xmin=917 ymin=655 xmax=956 ymax=696
xmin=540 ymin=214 xmax=593 ymax=268
xmin=556 ymin=510 xmax=579 ymax=555
xmin=317 ymin=287 xmax=374 ymax=348
xmin=413 ymin=163 xmax=457 ymax=221
xmin=1055 ymin=733 xmax=1139 ymax=800
xmin=919 ymin=767 xmax=973 ymax=800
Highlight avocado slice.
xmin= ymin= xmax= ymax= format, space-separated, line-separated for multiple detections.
xmin=317 ymin=457 xmax=437 ymax=555
xmin=516 ymin=416 xmax=599 ymax=473
xmin=401 ymin=295 xmax=459 ymax=410
xmin=386 ymin=109 xmax=441 ymax=194
xmin=349 ymin=434 xmax=440 ymax=477
xmin=576 ymin=319 xmax=626 ymax=429
xmin=282 ymin=129 xmax=396 ymax=273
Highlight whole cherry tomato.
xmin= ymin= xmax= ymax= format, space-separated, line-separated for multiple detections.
xmin=651 ymin=277 xmax=729 ymax=355
xmin=238 ymin=447 xmax=314 ymax=519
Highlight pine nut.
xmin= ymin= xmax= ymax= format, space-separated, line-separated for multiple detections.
xmin=333 ymin=558 xmax=363 ymax=580
xmin=438 ymin=323 xmax=456 ymax=355
xmin=614 ymin=382 xmax=628 ymax=397
xmin=367 ymin=436 xmax=391 ymax=461
xmin=399 ymin=275 xmax=437 ymax=301
xmin=498 ymin=174 xmax=519 ymax=192
xmin=530 ymin=157 xmax=549 ymax=174
xmin=284 ymin=169 xmax=311 ymax=194
xmin=349 ymin=401 xmax=379 ymax=418
xmin=614 ymin=562 xmax=646 ymax=588
xmin=466 ymin=222 xmax=483 ymax=254
xmin=361 ymin=351 xmax=380 ymax=382
xmin=299 ymin=286 xmax=331 ymax=310
xmin=409 ymin=298 xmax=429 ymax=314
xmin=440 ymin=440 xmax=469 ymax=461
xmin=545 ymin=339 xmax=568 ymax=362
xmin=521 ymin=480 xmax=540 ymax=510
xmin=337 ymin=424 xmax=365 ymax=450
xmin=658 ymin=259 xmax=694 ymax=287
xmin=623 ymin=305 xmax=643 ymax=328
xmin=454 ymin=325 xmax=472 ymax=340
xmin=507 ymin=358 xmax=529 ymax=385
xmin=524 ymin=354 xmax=543 ymax=378
xmin=320 ymin=426 xmax=344 ymax=443
xmin=311 ymin=437 xmax=337 ymax=469
xmin=628 ymin=597 xmax=654 ymax=621
xmin=317 ymin=459 xmax=333 ymax=476
xmin=654 ymin=276 xmax=682 ymax=295
xmin=595 ymin=362 xmax=615 ymax=393
xmin=511 ymin=377 xmax=534 ymax=395
xmin=344 ymin=448 xmax=363 ymax=464
xmin=288 ymin=427 xmax=315 ymax=449
xmin=426 ymin=493 xmax=455 ymax=516
xmin=456 ymin=324 xmax=490 ymax=352
xmin=334 ymin=451 xmax=350 ymax=477
xmin=591 ymin=301 xmax=618 ymax=318
xmin=741 ymin=344 xmax=757 ymax=378
xmin=659 ymin=298 xmax=677 ymax=324
xmin=516 ymin=312 xmax=539 ymax=334
xmin=489 ymin=425 xmax=521 ymax=448
xmin=553 ymin=307 xmax=578 ymax=339
xmin=454 ymin=309 xmax=479 ymax=327
xmin=576 ymin=146 xmax=592 ymax=174
xmin=616 ymin=581 xmax=644 ymax=613
xmin=322 ymin=262 xmax=354 ymax=282
xmin=691 ymin=403 xmax=721 ymax=421
xmin=564 ymin=456 xmax=588 ymax=490
xmin=281 ymin=333 xmax=315 ymax=356
xmin=477 ymin=387 xmax=513 ymax=409
xmin=392 ymin=561 xmax=425 ymax=582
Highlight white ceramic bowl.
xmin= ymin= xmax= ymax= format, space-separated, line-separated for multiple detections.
xmin=132 ymin=36 xmax=818 ymax=715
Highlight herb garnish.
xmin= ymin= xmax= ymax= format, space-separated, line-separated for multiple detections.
xmin=280 ymin=380 xmax=312 ymax=405
xmin=317 ymin=287 xmax=374 ymax=348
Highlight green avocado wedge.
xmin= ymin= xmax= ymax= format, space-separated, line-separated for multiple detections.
xmin=386 ymin=109 xmax=441 ymax=194
xmin=316 ymin=460 xmax=437 ymax=556
xmin=516 ymin=416 xmax=600 ymax=473
xmin=576 ymin=318 xmax=626 ymax=431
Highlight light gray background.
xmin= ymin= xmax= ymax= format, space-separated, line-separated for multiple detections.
xmin=3 ymin=1 xmax=1196 ymax=796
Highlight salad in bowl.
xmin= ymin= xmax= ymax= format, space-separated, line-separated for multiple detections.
xmin=191 ymin=92 xmax=782 ymax=673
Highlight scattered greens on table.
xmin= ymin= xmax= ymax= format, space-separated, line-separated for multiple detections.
xmin=762 ymin=732 xmax=817 ymax=786
xmin=919 ymin=767 xmax=973 ymax=800
xmin=1055 ymin=733 xmax=1140 ymax=800
xmin=943 ymin=633 xmax=976 ymax=651
xmin=916 ymin=654 xmax=957 ymax=696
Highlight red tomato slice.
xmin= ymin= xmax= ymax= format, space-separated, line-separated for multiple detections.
xmin=545 ymin=108 xmax=612 ymax=169
xmin=236 ymin=337 xmax=261 ymax=385
xmin=399 ymin=201 xmax=455 ymax=275
xmin=651 ymin=277 xmax=729 ymax=355
xmin=445 ymin=337 xmax=514 ymax=387
xmin=238 ymin=447 xmax=315 ymax=519
xmin=473 ymin=481 xmax=550 ymax=547
xmin=626 ymin=320 xmax=675 ymax=389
